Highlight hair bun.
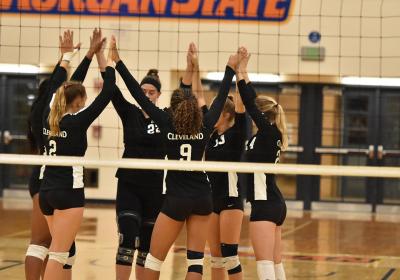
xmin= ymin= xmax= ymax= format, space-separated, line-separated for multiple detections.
xmin=147 ymin=69 xmax=159 ymax=77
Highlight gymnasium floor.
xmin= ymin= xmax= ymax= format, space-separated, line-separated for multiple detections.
xmin=0 ymin=199 xmax=399 ymax=280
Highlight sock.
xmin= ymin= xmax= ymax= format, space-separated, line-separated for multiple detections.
xmin=274 ymin=262 xmax=286 ymax=280
xmin=257 ymin=260 xmax=275 ymax=280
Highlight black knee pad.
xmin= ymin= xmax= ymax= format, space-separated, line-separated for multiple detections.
xmin=187 ymin=250 xmax=204 ymax=275
xmin=135 ymin=219 xmax=155 ymax=267
xmin=136 ymin=251 xmax=148 ymax=267
xmin=63 ymin=242 xmax=76 ymax=270
xmin=116 ymin=210 xmax=141 ymax=266
xmin=221 ymin=243 xmax=242 ymax=275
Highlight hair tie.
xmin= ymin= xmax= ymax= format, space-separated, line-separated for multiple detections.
xmin=182 ymin=88 xmax=193 ymax=100
xmin=64 ymin=83 xmax=72 ymax=89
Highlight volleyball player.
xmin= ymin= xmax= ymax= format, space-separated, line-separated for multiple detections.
xmin=205 ymin=84 xmax=246 ymax=280
xmin=25 ymin=28 xmax=104 ymax=280
xmin=112 ymin=42 xmax=241 ymax=280
xmin=95 ymin=39 xmax=165 ymax=280
xmin=182 ymin=42 xmax=247 ymax=279
xmin=236 ymin=49 xmax=288 ymax=280
xmin=38 ymin=33 xmax=116 ymax=280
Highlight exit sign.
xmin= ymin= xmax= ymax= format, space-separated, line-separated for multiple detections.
xmin=301 ymin=46 xmax=325 ymax=61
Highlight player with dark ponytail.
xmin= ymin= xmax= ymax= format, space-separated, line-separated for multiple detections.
xmin=111 ymin=40 xmax=241 ymax=280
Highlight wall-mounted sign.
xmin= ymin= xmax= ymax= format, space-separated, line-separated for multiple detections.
xmin=301 ymin=46 xmax=325 ymax=61
xmin=0 ymin=0 xmax=294 ymax=22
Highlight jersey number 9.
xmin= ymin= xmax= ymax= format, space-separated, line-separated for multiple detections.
xmin=180 ymin=144 xmax=192 ymax=161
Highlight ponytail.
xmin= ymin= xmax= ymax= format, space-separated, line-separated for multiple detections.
xmin=275 ymin=104 xmax=288 ymax=151
xmin=48 ymin=86 xmax=67 ymax=137
xmin=255 ymin=95 xmax=289 ymax=151
xmin=171 ymin=88 xmax=202 ymax=135
xmin=48 ymin=81 xmax=86 ymax=138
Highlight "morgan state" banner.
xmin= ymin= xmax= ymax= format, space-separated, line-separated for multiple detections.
xmin=0 ymin=0 xmax=294 ymax=22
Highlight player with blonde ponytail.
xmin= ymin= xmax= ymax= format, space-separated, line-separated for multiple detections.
xmin=25 ymin=28 xmax=104 ymax=280
xmin=237 ymin=48 xmax=288 ymax=280
xmin=39 ymin=33 xmax=117 ymax=280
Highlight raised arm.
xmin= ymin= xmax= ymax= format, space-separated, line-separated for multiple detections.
xmin=182 ymin=43 xmax=194 ymax=87
xmin=94 ymin=32 xmax=131 ymax=118
xmin=203 ymin=52 xmax=238 ymax=129
xmin=230 ymin=83 xmax=247 ymax=150
xmin=70 ymin=28 xmax=105 ymax=82
xmin=236 ymin=48 xmax=269 ymax=131
xmin=112 ymin=42 xmax=168 ymax=128
xmin=189 ymin=43 xmax=206 ymax=108
xmin=74 ymin=37 xmax=117 ymax=129
xmin=46 ymin=30 xmax=78 ymax=105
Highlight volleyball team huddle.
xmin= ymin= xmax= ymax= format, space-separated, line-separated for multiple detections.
xmin=26 ymin=28 xmax=288 ymax=280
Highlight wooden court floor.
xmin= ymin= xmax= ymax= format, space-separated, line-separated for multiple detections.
xmin=0 ymin=198 xmax=399 ymax=280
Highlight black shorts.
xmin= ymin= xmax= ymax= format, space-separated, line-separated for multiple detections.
xmin=116 ymin=179 xmax=164 ymax=252
xmin=161 ymin=194 xmax=213 ymax=222
xmin=29 ymin=166 xmax=42 ymax=198
xmin=250 ymin=200 xmax=287 ymax=226
xmin=39 ymin=188 xmax=85 ymax=216
xmin=213 ymin=196 xmax=244 ymax=215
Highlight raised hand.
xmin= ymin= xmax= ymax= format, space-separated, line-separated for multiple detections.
xmin=238 ymin=46 xmax=250 ymax=72
xmin=186 ymin=44 xmax=193 ymax=69
xmin=189 ymin=42 xmax=199 ymax=68
xmin=108 ymin=35 xmax=120 ymax=64
xmin=59 ymin=30 xmax=74 ymax=55
xmin=88 ymin=28 xmax=106 ymax=58
xmin=227 ymin=49 xmax=240 ymax=70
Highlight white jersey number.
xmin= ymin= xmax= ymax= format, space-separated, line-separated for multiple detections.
xmin=180 ymin=144 xmax=192 ymax=161
xmin=147 ymin=123 xmax=160 ymax=134
xmin=213 ymin=135 xmax=225 ymax=147
xmin=247 ymin=136 xmax=256 ymax=150
xmin=275 ymin=140 xmax=282 ymax=164
xmin=48 ymin=140 xmax=57 ymax=156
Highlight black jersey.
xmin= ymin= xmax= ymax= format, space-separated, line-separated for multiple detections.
xmin=237 ymin=80 xmax=283 ymax=202
xmin=116 ymin=61 xmax=235 ymax=198
xmin=30 ymin=57 xmax=92 ymax=155
xmin=111 ymin=85 xmax=165 ymax=187
xmin=205 ymin=112 xmax=246 ymax=198
xmin=41 ymin=67 xmax=116 ymax=191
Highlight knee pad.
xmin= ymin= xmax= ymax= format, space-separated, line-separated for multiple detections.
xmin=116 ymin=210 xmax=141 ymax=266
xmin=210 ymin=256 xmax=224 ymax=269
xmin=63 ymin=242 xmax=76 ymax=270
xmin=48 ymin=251 xmax=69 ymax=265
xmin=144 ymin=253 xmax=163 ymax=271
xmin=136 ymin=251 xmax=148 ymax=267
xmin=221 ymin=243 xmax=242 ymax=275
xmin=26 ymin=244 xmax=49 ymax=261
xmin=187 ymin=250 xmax=204 ymax=275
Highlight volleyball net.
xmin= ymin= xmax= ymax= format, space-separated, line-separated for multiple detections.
xmin=0 ymin=0 xmax=399 ymax=202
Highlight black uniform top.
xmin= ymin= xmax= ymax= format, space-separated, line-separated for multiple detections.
xmin=111 ymin=85 xmax=165 ymax=188
xmin=30 ymin=57 xmax=92 ymax=155
xmin=116 ymin=60 xmax=235 ymax=198
xmin=205 ymin=112 xmax=246 ymax=198
xmin=237 ymin=80 xmax=283 ymax=202
xmin=41 ymin=66 xmax=116 ymax=191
